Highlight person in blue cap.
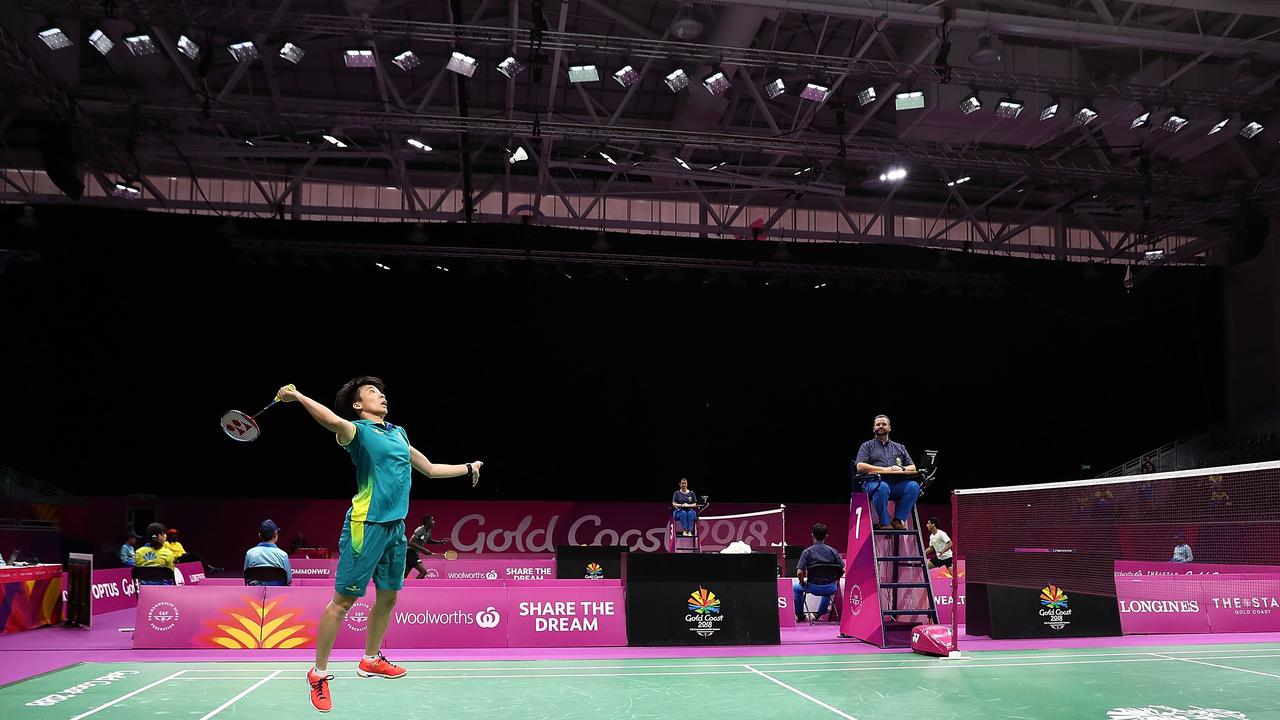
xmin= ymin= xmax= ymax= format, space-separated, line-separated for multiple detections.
xmin=244 ymin=519 xmax=292 ymax=585
xmin=119 ymin=531 xmax=141 ymax=567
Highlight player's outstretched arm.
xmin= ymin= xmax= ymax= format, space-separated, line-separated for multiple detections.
xmin=409 ymin=446 xmax=483 ymax=485
xmin=277 ymin=385 xmax=356 ymax=444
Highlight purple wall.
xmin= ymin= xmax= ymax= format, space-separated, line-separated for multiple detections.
xmin=63 ymin=496 xmax=949 ymax=572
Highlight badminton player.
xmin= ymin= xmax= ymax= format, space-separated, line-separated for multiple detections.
xmin=404 ymin=514 xmax=451 ymax=579
xmin=275 ymin=377 xmax=482 ymax=713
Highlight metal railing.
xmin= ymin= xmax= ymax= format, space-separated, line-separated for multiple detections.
xmin=1099 ymin=412 xmax=1280 ymax=478
xmin=0 ymin=466 xmax=82 ymax=506
xmin=1096 ymin=433 xmax=1207 ymax=478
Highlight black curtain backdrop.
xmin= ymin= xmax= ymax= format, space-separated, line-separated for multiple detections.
xmin=0 ymin=207 xmax=1224 ymax=504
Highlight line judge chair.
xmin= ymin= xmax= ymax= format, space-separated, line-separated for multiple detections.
xmin=131 ymin=565 xmax=176 ymax=585
xmin=244 ymin=566 xmax=291 ymax=586
xmin=799 ymin=562 xmax=845 ymax=624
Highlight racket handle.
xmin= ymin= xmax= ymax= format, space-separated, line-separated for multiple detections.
xmin=273 ymin=383 xmax=296 ymax=403
xmin=254 ymin=385 xmax=296 ymax=418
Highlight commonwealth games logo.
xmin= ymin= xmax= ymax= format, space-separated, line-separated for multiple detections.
xmin=687 ymin=587 xmax=721 ymax=614
xmin=846 ymin=583 xmax=864 ymax=616
xmin=345 ymin=602 xmax=371 ymax=633
xmin=147 ymin=601 xmax=180 ymax=632
xmin=585 ymin=562 xmax=604 ymax=579
xmin=685 ymin=587 xmax=724 ymax=637
xmin=1039 ymin=584 xmax=1072 ymax=630
xmin=1040 ymin=585 xmax=1068 ymax=609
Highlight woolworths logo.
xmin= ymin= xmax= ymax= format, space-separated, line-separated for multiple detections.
xmin=445 ymin=570 xmax=499 ymax=580
xmin=393 ymin=607 xmax=502 ymax=628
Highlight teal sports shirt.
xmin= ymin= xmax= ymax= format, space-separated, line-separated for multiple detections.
xmin=338 ymin=419 xmax=412 ymax=523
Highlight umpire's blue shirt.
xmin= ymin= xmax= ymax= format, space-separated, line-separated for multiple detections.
xmin=855 ymin=438 xmax=914 ymax=473
xmin=797 ymin=541 xmax=842 ymax=571
xmin=244 ymin=542 xmax=292 ymax=585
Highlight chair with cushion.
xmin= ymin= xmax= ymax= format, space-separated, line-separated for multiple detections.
xmin=244 ymin=565 xmax=291 ymax=586
xmin=132 ymin=565 xmax=176 ymax=585
xmin=800 ymin=562 xmax=845 ymax=623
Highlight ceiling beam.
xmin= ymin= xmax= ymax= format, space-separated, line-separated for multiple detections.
xmin=686 ymin=0 xmax=1280 ymax=57
xmin=21 ymin=1 xmax=1277 ymax=111
xmin=1118 ymin=0 xmax=1280 ymax=20
xmin=108 ymin=100 xmax=1209 ymax=187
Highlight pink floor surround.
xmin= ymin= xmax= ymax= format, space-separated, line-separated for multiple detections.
xmin=3 ymin=607 xmax=1278 ymax=688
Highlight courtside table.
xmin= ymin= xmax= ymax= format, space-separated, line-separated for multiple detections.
xmin=0 ymin=564 xmax=63 ymax=633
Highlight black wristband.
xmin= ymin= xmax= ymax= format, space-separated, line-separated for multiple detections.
xmin=466 ymin=463 xmax=474 ymax=480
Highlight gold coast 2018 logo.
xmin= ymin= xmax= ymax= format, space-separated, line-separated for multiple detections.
xmin=1039 ymin=584 xmax=1072 ymax=630
xmin=685 ymin=587 xmax=724 ymax=637
xmin=585 ymin=562 xmax=604 ymax=579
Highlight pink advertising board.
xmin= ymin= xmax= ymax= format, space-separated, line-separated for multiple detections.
xmin=78 ymin=497 xmax=943 ymax=573
xmin=133 ymin=584 xmax=627 ymax=649
xmin=132 ymin=585 xmax=264 ymax=649
xmin=290 ymin=558 xmax=556 ymax=583
xmin=76 ymin=562 xmax=205 ymax=615
xmin=929 ymin=560 xmax=965 ymax=625
xmin=291 ymin=578 xmax=621 ymax=588
xmin=1204 ymin=577 xmax=1280 ymax=633
xmin=1114 ymin=561 xmax=1280 ymax=577
xmin=1114 ymin=576 xmax=1213 ymax=634
xmin=419 ymin=558 xmax=555 ymax=582
xmin=838 ymin=493 xmax=883 ymax=644
xmin=1114 ymin=562 xmax=1280 ymax=634
xmin=505 ymin=586 xmax=626 ymax=647
xmin=290 ymin=559 xmax=335 ymax=579
xmin=332 ymin=586 xmax=510 ymax=649
xmin=777 ymin=578 xmax=796 ymax=628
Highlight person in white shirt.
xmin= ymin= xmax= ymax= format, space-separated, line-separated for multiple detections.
xmin=1171 ymin=533 xmax=1194 ymax=563
xmin=925 ymin=517 xmax=953 ymax=569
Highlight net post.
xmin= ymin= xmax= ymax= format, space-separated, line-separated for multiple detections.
xmin=948 ymin=489 xmax=962 ymax=658
xmin=780 ymin=503 xmax=787 ymax=574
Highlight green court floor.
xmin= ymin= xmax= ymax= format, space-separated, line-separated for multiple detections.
xmin=4 ymin=644 xmax=1278 ymax=720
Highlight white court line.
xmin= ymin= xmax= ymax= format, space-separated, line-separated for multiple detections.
xmin=213 ymin=669 xmax=756 ymax=680
xmin=743 ymin=665 xmax=860 ymax=720
xmin=168 ymin=653 xmax=1280 ymax=681
xmin=197 ymin=669 xmax=283 ymax=720
xmin=167 ymin=646 xmax=1280 ymax=674
xmin=1149 ymin=653 xmax=1280 ymax=680
xmin=68 ymin=670 xmax=187 ymax=720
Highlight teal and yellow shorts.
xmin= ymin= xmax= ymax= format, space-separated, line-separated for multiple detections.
xmin=334 ymin=512 xmax=406 ymax=598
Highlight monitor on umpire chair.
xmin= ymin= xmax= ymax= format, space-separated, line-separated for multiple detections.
xmin=918 ymin=449 xmax=939 ymax=490
xmin=917 ymin=449 xmax=938 ymax=473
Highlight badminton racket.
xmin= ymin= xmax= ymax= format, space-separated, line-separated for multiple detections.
xmin=221 ymin=384 xmax=294 ymax=442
